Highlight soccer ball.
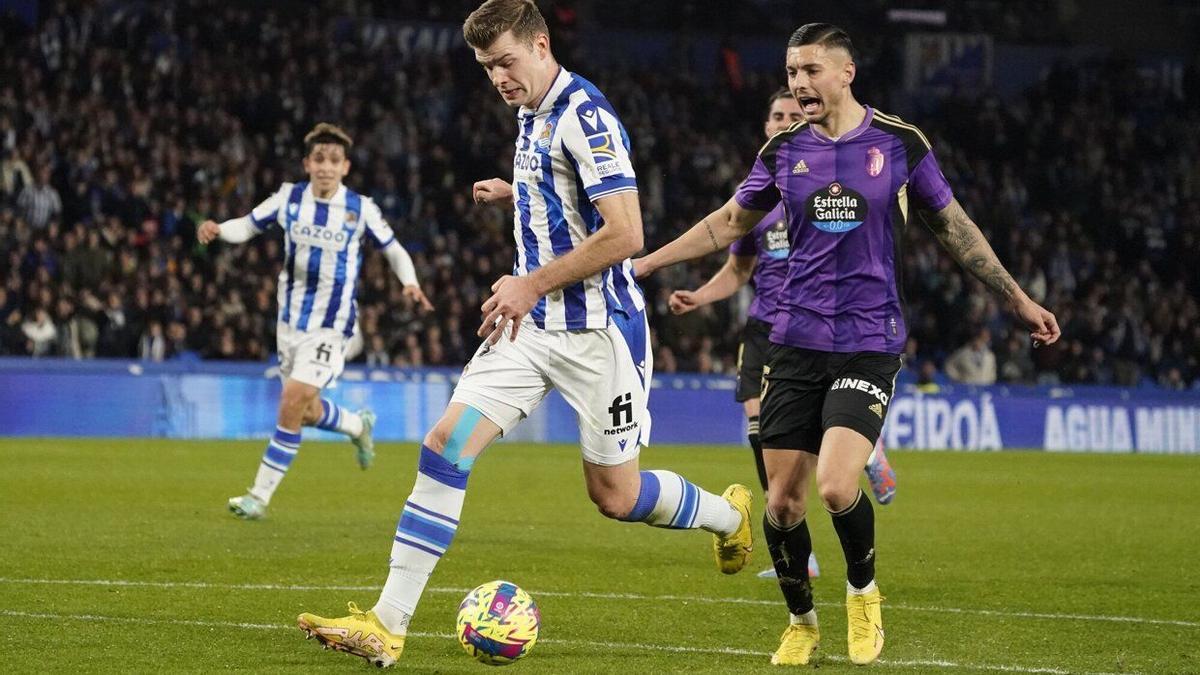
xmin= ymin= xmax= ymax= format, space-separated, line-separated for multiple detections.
xmin=455 ymin=580 xmax=540 ymax=665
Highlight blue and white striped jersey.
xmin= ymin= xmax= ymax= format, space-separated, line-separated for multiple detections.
xmin=248 ymin=181 xmax=395 ymax=337
xmin=511 ymin=67 xmax=646 ymax=330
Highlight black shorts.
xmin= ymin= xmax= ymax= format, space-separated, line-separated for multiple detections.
xmin=760 ymin=344 xmax=902 ymax=453
xmin=735 ymin=317 xmax=773 ymax=402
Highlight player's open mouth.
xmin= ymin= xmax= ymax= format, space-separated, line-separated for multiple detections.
xmin=500 ymin=88 xmax=521 ymax=99
xmin=799 ymin=97 xmax=822 ymax=115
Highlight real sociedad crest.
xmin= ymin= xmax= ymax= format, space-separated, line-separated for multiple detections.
xmin=537 ymin=121 xmax=554 ymax=150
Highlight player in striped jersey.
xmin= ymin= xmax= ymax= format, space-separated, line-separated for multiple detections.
xmin=297 ymin=1 xmax=751 ymax=667
xmin=198 ymin=123 xmax=432 ymax=520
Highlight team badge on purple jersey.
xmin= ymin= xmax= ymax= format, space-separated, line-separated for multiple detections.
xmin=867 ymin=146 xmax=885 ymax=177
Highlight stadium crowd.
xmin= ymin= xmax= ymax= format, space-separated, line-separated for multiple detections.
xmin=1 ymin=1 xmax=1197 ymax=389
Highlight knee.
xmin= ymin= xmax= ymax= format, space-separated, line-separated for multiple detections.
xmin=589 ymin=487 xmax=637 ymax=521
xmin=422 ymin=421 xmax=451 ymax=453
xmin=300 ymin=400 xmax=322 ymax=426
xmin=279 ymin=388 xmax=312 ymax=420
xmin=818 ymin=480 xmax=858 ymax=512
xmin=766 ymin=491 xmax=807 ymax=528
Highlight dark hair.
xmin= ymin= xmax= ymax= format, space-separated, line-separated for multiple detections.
xmin=787 ymin=23 xmax=855 ymax=60
xmin=303 ymin=122 xmax=352 ymax=155
xmin=765 ymin=87 xmax=793 ymax=119
xmin=463 ymin=0 xmax=549 ymax=50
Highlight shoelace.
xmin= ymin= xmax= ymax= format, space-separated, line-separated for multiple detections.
xmin=347 ymin=601 xmax=366 ymax=618
xmin=848 ymin=598 xmax=881 ymax=643
xmin=717 ymin=537 xmax=744 ymax=558
xmin=780 ymin=625 xmax=815 ymax=655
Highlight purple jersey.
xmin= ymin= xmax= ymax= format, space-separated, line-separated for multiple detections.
xmin=734 ymin=107 xmax=953 ymax=353
xmin=730 ymin=202 xmax=789 ymax=323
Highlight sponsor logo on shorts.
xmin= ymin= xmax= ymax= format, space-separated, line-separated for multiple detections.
xmin=604 ymin=422 xmax=638 ymax=437
xmin=830 ymin=377 xmax=890 ymax=405
xmin=606 ymin=392 xmax=638 ymax=436
xmin=869 ymin=402 xmax=883 ymax=418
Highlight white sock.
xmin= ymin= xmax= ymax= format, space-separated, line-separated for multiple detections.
xmin=372 ymin=602 xmax=411 ymax=635
xmin=314 ymin=398 xmax=364 ymax=437
xmin=847 ymin=579 xmax=878 ymax=595
xmin=624 ymin=470 xmax=741 ymax=535
xmin=249 ymin=426 xmax=301 ymax=504
xmin=789 ymin=609 xmax=819 ymax=626
xmin=373 ymin=446 xmax=469 ymax=634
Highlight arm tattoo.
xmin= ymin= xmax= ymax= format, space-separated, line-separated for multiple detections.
xmin=925 ymin=200 xmax=1018 ymax=301
xmin=704 ymin=220 xmax=721 ymax=252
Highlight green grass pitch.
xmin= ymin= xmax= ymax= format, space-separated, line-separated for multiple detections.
xmin=1 ymin=438 xmax=1198 ymax=673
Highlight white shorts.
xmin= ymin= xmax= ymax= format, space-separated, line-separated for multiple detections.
xmin=276 ymin=323 xmax=346 ymax=389
xmin=451 ymin=310 xmax=653 ymax=466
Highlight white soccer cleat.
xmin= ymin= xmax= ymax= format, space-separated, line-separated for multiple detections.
xmin=227 ymin=492 xmax=266 ymax=520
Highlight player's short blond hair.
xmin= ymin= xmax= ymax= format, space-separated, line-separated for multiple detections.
xmin=463 ymin=0 xmax=549 ymax=50
xmin=303 ymin=123 xmax=353 ymax=155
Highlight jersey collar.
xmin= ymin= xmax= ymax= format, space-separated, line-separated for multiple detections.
xmin=520 ymin=66 xmax=571 ymax=117
xmin=808 ymin=105 xmax=875 ymax=144
xmin=307 ymin=183 xmax=346 ymax=204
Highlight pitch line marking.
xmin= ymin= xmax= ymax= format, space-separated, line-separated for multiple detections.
xmin=0 ymin=576 xmax=1197 ymax=629
xmin=0 ymin=609 xmax=1135 ymax=675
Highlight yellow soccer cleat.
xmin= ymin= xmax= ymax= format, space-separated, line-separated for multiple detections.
xmin=298 ymin=602 xmax=405 ymax=668
xmin=771 ymin=623 xmax=820 ymax=666
xmin=713 ymin=483 xmax=753 ymax=574
xmin=846 ymin=588 xmax=885 ymax=665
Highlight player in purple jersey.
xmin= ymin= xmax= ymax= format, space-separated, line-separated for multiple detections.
xmin=637 ymin=24 xmax=1059 ymax=666
xmin=664 ymin=89 xmax=898 ymax=584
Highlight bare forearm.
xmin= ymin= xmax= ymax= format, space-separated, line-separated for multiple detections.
xmin=641 ymin=202 xmax=752 ymax=275
xmin=527 ymin=227 xmax=634 ymax=296
xmin=692 ymin=258 xmax=753 ymax=306
xmin=925 ymin=200 xmax=1022 ymax=303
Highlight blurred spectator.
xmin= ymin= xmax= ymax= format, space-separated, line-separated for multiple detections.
xmin=0 ymin=0 xmax=1193 ymax=391
xmin=916 ymin=360 xmax=941 ymax=394
xmin=140 ymin=320 xmax=167 ymax=362
xmin=17 ymin=166 xmax=61 ymax=230
xmin=995 ymin=330 xmax=1034 ymax=384
xmin=21 ymin=306 xmax=57 ymax=356
xmin=945 ymin=328 xmax=997 ymax=386
xmin=0 ymin=148 xmax=33 ymax=201
xmin=366 ymin=334 xmax=391 ymax=368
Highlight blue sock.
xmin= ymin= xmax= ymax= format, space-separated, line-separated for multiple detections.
xmin=249 ymin=426 xmax=301 ymax=504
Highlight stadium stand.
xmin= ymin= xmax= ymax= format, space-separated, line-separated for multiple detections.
xmin=0 ymin=0 xmax=1196 ymax=390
